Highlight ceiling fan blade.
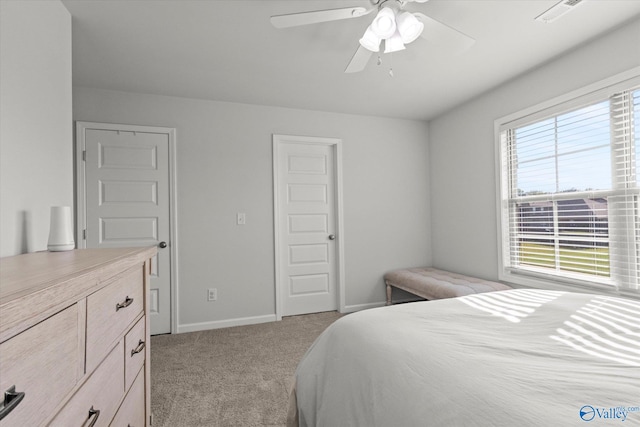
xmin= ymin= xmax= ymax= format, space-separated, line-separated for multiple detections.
xmin=414 ymin=12 xmax=475 ymax=54
xmin=271 ymin=7 xmax=372 ymax=29
xmin=344 ymin=45 xmax=373 ymax=74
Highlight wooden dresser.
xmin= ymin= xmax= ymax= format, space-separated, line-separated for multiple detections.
xmin=0 ymin=246 xmax=156 ymax=427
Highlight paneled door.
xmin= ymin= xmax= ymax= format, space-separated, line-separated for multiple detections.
xmin=76 ymin=122 xmax=176 ymax=335
xmin=274 ymin=135 xmax=344 ymax=317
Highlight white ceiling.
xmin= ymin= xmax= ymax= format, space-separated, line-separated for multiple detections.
xmin=62 ymin=0 xmax=640 ymax=121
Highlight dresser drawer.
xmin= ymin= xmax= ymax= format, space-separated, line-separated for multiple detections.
xmin=50 ymin=341 xmax=124 ymax=427
xmin=109 ymin=368 xmax=145 ymax=427
xmin=124 ymin=317 xmax=146 ymax=392
xmin=0 ymin=305 xmax=78 ymax=427
xmin=86 ymin=267 xmax=143 ymax=372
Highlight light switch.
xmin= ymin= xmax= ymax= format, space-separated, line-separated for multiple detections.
xmin=237 ymin=213 xmax=246 ymax=225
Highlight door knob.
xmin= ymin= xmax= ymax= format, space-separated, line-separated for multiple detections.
xmin=158 ymin=241 xmax=167 ymax=248
xmin=328 ymin=234 xmax=336 ymax=240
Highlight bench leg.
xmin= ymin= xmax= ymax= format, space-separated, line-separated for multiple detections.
xmin=386 ymin=282 xmax=392 ymax=306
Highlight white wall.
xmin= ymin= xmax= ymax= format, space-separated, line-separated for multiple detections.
xmin=73 ymin=88 xmax=431 ymax=329
xmin=428 ymin=18 xmax=640 ymax=282
xmin=0 ymin=0 xmax=73 ymax=257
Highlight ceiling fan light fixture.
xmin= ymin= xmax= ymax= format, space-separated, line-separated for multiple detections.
xmin=371 ymin=7 xmax=397 ymax=39
xmin=359 ymin=25 xmax=381 ymax=52
xmin=396 ymin=12 xmax=424 ymax=44
xmin=384 ymin=30 xmax=405 ymax=53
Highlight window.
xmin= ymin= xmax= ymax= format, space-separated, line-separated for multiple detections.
xmin=497 ymin=72 xmax=639 ymax=296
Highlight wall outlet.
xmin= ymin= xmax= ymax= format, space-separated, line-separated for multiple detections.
xmin=207 ymin=288 xmax=217 ymax=302
xmin=237 ymin=212 xmax=246 ymax=225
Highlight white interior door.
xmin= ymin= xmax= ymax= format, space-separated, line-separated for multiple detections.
xmin=77 ymin=122 xmax=175 ymax=335
xmin=274 ymin=135 xmax=342 ymax=317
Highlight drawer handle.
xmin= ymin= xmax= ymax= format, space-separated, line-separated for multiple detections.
xmin=87 ymin=406 xmax=100 ymax=427
xmin=131 ymin=339 xmax=146 ymax=356
xmin=0 ymin=385 xmax=25 ymax=421
xmin=116 ymin=296 xmax=134 ymax=311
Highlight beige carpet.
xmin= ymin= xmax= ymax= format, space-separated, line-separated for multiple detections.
xmin=150 ymin=311 xmax=342 ymax=427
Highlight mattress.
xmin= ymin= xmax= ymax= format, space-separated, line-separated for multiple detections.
xmin=291 ymin=289 xmax=640 ymax=426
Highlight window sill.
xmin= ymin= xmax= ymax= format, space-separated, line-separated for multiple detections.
xmin=499 ymin=269 xmax=639 ymax=301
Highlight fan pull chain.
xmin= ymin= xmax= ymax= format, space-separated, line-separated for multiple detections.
xmin=376 ymin=54 xmax=394 ymax=77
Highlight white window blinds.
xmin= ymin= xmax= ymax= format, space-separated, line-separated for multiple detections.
xmin=498 ymin=79 xmax=639 ymax=295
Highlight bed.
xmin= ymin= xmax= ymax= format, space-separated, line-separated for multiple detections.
xmin=288 ymin=289 xmax=640 ymax=426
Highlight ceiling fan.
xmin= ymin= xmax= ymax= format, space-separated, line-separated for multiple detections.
xmin=270 ymin=0 xmax=475 ymax=73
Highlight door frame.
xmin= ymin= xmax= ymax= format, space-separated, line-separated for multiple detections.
xmin=272 ymin=134 xmax=346 ymax=320
xmin=75 ymin=121 xmax=179 ymax=334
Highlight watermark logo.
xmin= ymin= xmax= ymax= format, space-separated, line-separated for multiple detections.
xmin=580 ymin=406 xmax=596 ymax=422
xmin=580 ymin=405 xmax=640 ymax=422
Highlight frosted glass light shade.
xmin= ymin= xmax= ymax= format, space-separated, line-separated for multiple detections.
xmin=384 ymin=30 xmax=406 ymax=53
xmin=359 ymin=25 xmax=381 ymax=52
xmin=396 ymin=12 xmax=424 ymax=44
xmin=48 ymin=206 xmax=75 ymax=251
xmin=371 ymin=7 xmax=396 ymax=39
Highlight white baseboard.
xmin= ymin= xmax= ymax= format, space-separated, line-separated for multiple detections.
xmin=176 ymin=298 xmax=425 ymax=333
xmin=342 ymin=302 xmax=385 ymax=313
xmin=177 ymin=314 xmax=277 ymax=334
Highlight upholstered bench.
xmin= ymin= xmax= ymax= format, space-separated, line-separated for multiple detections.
xmin=384 ymin=267 xmax=512 ymax=305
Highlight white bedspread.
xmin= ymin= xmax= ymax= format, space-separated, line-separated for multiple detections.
xmin=293 ymin=289 xmax=640 ymax=426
